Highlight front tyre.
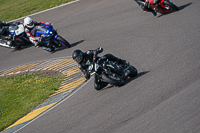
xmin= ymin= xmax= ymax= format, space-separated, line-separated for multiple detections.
xmin=55 ymin=36 xmax=71 ymax=48
xmin=163 ymin=0 xmax=179 ymax=11
xmin=129 ymin=66 xmax=138 ymax=77
xmin=102 ymin=73 xmax=125 ymax=86
xmin=13 ymin=41 xmax=22 ymax=50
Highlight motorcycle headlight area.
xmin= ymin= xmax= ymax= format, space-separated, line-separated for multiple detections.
xmin=45 ymin=30 xmax=54 ymax=35
xmin=45 ymin=30 xmax=50 ymax=34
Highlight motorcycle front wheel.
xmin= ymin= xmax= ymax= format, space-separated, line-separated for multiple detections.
xmin=55 ymin=36 xmax=71 ymax=48
xmin=102 ymin=73 xmax=125 ymax=86
xmin=129 ymin=65 xmax=138 ymax=77
xmin=163 ymin=0 xmax=179 ymax=11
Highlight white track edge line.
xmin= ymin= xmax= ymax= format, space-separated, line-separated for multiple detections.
xmin=9 ymin=0 xmax=80 ymax=22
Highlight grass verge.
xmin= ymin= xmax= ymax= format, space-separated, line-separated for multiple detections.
xmin=0 ymin=74 xmax=65 ymax=131
xmin=0 ymin=0 xmax=74 ymax=21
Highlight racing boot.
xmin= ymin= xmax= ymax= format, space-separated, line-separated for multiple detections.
xmin=140 ymin=3 xmax=157 ymax=16
xmin=43 ymin=47 xmax=47 ymax=50
xmin=148 ymin=8 xmax=157 ymax=16
xmin=46 ymin=47 xmax=55 ymax=52
xmin=34 ymin=41 xmax=39 ymax=48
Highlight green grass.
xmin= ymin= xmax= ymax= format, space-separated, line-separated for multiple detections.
xmin=0 ymin=74 xmax=65 ymax=131
xmin=0 ymin=0 xmax=74 ymax=21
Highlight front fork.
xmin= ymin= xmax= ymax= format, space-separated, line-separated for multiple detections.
xmin=52 ymin=34 xmax=61 ymax=46
xmin=123 ymin=66 xmax=131 ymax=78
xmin=47 ymin=34 xmax=58 ymax=48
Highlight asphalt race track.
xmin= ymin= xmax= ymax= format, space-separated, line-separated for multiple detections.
xmin=1 ymin=0 xmax=200 ymax=132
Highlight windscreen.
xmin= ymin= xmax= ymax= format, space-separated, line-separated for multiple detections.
xmin=36 ymin=25 xmax=47 ymax=32
xmin=9 ymin=24 xmax=18 ymax=32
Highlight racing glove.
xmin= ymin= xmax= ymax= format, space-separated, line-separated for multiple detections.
xmin=96 ymin=47 xmax=103 ymax=53
xmin=46 ymin=22 xmax=51 ymax=25
xmin=84 ymin=71 xmax=90 ymax=80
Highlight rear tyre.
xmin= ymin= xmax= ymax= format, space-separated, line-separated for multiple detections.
xmin=163 ymin=0 xmax=179 ymax=11
xmin=55 ymin=36 xmax=71 ymax=48
xmin=14 ymin=45 xmax=21 ymax=50
xmin=102 ymin=73 xmax=124 ymax=86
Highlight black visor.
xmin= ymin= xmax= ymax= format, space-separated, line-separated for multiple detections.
xmin=76 ymin=55 xmax=81 ymax=62
xmin=28 ymin=21 xmax=33 ymax=26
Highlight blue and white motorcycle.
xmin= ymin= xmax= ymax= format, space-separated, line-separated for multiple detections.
xmin=34 ymin=23 xmax=70 ymax=52
xmin=0 ymin=22 xmax=30 ymax=49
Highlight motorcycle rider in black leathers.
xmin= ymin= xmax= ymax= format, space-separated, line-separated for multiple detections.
xmin=72 ymin=47 xmax=127 ymax=90
xmin=134 ymin=0 xmax=157 ymax=16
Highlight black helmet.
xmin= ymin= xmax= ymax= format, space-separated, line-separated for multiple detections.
xmin=72 ymin=49 xmax=84 ymax=63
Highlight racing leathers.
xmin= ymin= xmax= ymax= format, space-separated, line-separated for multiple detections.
xmin=78 ymin=48 xmax=126 ymax=90
xmin=24 ymin=21 xmax=50 ymax=47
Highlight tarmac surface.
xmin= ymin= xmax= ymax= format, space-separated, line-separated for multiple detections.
xmin=1 ymin=0 xmax=200 ymax=132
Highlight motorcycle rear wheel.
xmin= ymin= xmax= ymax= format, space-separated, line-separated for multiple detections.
xmin=102 ymin=73 xmax=125 ymax=86
xmin=55 ymin=36 xmax=71 ymax=48
xmin=163 ymin=0 xmax=179 ymax=11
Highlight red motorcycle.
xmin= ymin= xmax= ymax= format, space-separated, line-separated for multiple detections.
xmin=145 ymin=0 xmax=179 ymax=14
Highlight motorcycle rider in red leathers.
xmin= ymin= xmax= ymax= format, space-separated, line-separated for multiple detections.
xmin=72 ymin=47 xmax=127 ymax=90
xmin=23 ymin=17 xmax=52 ymax=50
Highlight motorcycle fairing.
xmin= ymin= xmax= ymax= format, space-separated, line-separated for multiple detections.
xmin=147 ymin=0 xmax=173 ymax=13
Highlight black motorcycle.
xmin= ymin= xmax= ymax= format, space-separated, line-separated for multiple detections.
xmin=87 ymin=56 xmax=138 ymax=90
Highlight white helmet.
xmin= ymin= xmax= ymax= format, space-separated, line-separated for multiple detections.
xmin=24 ymin=17 xmax=34 ymax=28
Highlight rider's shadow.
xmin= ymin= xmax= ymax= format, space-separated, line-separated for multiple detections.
xmin=100 ymin=71 xmax=150 ymax=91
xmin=51 ymin=40 xmax=84 ymax=53
xmin=70 ymin=40 xmax=84 ymax=48
xmin=124 ymin=71 xmax=150 ymax=85
xmin=178 ymin=2 xmax=192 ymax=11
xmin=157 ymin=2 xmax=192 ymax=17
